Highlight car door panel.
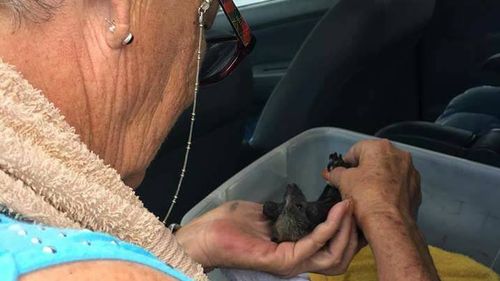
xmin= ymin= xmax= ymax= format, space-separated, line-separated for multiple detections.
xmin=210 ymin=0 xmax=334 ymax=103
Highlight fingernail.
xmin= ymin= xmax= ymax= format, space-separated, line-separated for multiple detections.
xmin=344 ymin=199 xmax=353 ymax=211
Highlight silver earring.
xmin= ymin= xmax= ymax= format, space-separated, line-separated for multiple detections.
xmin=105 ymin=18 xmax=116 ymax=33
xmin=105 ymin=18 xmax=134 ymax=46
xmin=121 ymin=32 xmax=134 ymax=46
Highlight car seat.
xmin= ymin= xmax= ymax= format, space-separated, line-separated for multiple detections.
xmin=249 ymin=0 xmax=436 ymax=152
xmin=377 ymin=84 xmax=500 ymax=167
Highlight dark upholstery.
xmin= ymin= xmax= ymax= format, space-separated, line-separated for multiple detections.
xmin=419 ymin=0 xmax=500 ymax=120
xmin=249 ymin=0 xmax=435 ymax=151
xmin=376 ymin=121 xmax=475 ymax=158
xmin=377 ymin=86 xmax=500 ymax=167
xmin=483 ymin=53 xmax=500 ymax=73
xmin=436 ymin=86 xmax=500 ymax=135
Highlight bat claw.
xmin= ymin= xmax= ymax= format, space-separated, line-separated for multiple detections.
xmin=328 ymin=152 xmax=351 ymax=171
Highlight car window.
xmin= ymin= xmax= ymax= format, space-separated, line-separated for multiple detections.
xmin=234 ymin=0 xmax=270 ymax=6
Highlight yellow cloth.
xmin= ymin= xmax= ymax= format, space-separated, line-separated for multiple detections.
xmin=310 ymin=246 xmax=499 ymax=281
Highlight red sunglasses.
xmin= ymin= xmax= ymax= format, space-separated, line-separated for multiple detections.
xmin=199 ymin=0 xmax=256 ymax=85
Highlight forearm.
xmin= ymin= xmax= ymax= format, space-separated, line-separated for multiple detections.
xmin=362 ymin=210 xmax=440 ymax=281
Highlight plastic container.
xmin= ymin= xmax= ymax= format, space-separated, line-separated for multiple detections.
xmin=182 ymin=128 xmax=500 ymax=276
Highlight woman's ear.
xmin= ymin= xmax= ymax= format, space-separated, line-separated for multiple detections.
xmin=105 ymin=0 xmax=132 ymax=49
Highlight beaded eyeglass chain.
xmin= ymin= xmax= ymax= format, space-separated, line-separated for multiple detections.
xmin=162 ymin=0 xmax=212 ymax=224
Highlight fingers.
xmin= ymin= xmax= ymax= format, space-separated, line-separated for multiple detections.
xmin=293 ymin=200 xmax=351 ymax=260
xmin=333 ymin=217 xmax=361 ymax=274
xmin=274 ymin=200 xmax=352 ymax=277
xmin=321 ymin=206 xmax=354 ymax=268
xmin=343 ymin=140 xmax=368 ymax=166
xmin=322 ymin=167 xmax=346 ymax=187
xmin=315 ymin=214 xmax=361 ymax=276
xmin=306 ymin=211 xmax=358 ymax=276
xmin=343 ymin=139 xmax=397 ymax=166
xmin=322 ymin=139 xmax=389 ymax=187
xmin=326 ymin=209 xmax=353 ymax=258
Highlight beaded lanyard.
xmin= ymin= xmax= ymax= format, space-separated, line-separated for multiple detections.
xmin=162 ymin=0 xmax=212 ymax=224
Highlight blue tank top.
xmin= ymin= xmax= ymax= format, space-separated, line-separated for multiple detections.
xmin=0 ymin=214 xmax=192 ymax=281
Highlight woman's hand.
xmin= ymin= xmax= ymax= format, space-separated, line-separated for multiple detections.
xmin=323 ymin=140 xmax=440 ymax=281
xmin=322 ymin=139 xmax=422 ymax=227
xmin=175 ymin=200 xmax=360 ymax=277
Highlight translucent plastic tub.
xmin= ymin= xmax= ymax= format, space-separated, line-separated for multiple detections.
xmin=182 ymin=128 xmax=500 ymax=276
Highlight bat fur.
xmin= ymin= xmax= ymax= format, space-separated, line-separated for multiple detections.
xmin=263 ymin=153 xmax=351 ymax=242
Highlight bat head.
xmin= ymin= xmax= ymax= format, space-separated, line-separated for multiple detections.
xmin=262 ymin=152 xmax=348 ymax=243
xmin=263 ymin=183 xmax=342 ymax=242
xmin=263 ymin=184 xmax=312 ymax=242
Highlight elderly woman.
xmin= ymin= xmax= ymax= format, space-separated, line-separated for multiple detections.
xmin=0 ymin=0 xmax=439 ymax=281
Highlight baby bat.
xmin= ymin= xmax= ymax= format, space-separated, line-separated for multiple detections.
xmin=263 ymin=153 xmax=351 ymax=243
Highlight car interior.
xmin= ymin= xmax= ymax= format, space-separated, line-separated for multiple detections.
xmin=136 ymin=0 xmax=500 ymax=265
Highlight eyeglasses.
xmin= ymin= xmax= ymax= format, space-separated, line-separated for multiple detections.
xmin=199 ymin=0 xmax=256 ymax=85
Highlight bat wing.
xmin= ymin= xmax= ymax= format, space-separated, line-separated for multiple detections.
xmin=306 ymin=185 xmax=343 ymax=227
xmin=317 ymin=184 xmax=342 ymax=203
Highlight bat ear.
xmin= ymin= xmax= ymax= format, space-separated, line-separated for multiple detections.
xmin=317 ymin=185 xmax=342 ymax=203
xmin=305 ymin=203 xmax=324 ymax=226
xmin=263 ymin=201 xmax=283 ymax=222
xmin=307 ymin=199 xmax=342 ymax=226
xmin=306 ymin=186 xmax=343 ymax=227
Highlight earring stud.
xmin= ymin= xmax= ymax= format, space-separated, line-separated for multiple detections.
xmin=105 ymin=18 xmax=116 ymax=33
xmin=105 ymin=18 xmax=134 ymax=46
xmin=121 ymin=32 xmax=134 ymax=46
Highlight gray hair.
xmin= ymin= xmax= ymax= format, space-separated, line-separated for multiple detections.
xmin=0 ymin=0 xmax=61 ymax=23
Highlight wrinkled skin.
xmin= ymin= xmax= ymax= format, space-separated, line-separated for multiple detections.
xmin=1 ymin=0 xmax=363 ymax=277
xmin=323 ymin=140 xmax=439 ymax=281
xmin=176 ymin=156 xmax=362 ymax=277
xmin=175 ymin=199 xmax=360 ymax=277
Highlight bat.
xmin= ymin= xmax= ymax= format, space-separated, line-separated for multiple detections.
xmin=263 ymin=153 xmax=351 ymax=242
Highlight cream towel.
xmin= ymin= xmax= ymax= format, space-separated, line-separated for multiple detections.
xmin=0 ymin=59 xmax=207 ymax=281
